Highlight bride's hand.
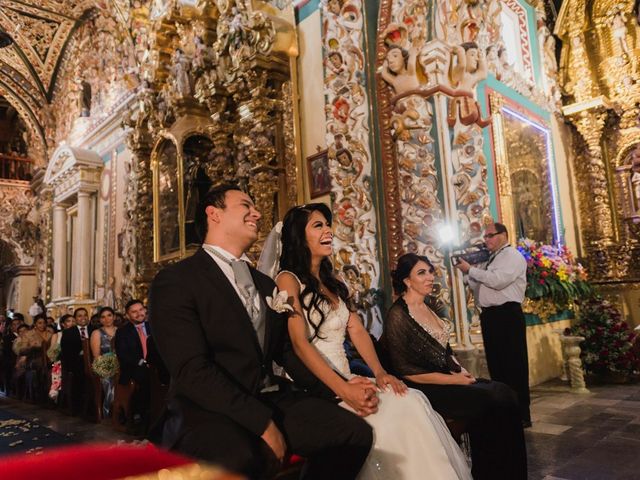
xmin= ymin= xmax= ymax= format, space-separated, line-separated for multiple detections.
xmin=340 ymin=378 xmax=379 ymax=416
xmin=375 ymin=372 xmax=408 ymax=396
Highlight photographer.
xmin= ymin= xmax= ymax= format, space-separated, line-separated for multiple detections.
xmin=454 ymin=222 xmax=531 ymax=428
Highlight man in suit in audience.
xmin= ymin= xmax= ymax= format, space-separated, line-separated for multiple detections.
xmin=115 ymin=299 xmax=150 ymax=386
xmin=149 ymin=184 xmax=374 ymax=479
xmin=60 ymin=308 xmax=92 ymax=414
xmin=115 ymin=299 xmax=152 ymax=428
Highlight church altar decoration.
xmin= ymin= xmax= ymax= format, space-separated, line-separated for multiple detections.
xmin=377 ymin=1 xmax=451 ymax=309
xmin=566 ymin=298 xmax=639 ymax=378
xmin=517 ymin=239 xmax=591 ymax=319
xmin=321 ymin=0 xmax=381 ymax=329
xmin=92 ymin=352 xmax=119 ymax=379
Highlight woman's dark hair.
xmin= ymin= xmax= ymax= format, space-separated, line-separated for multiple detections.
xmin=391 ymin=253 xmax=435 ymax=295
xmin=280 ymin=203 xmax=349 ymax=340
xmin=98 ymin=306 xmax=115 ymax=317
xmin=59 ymin=314 xmax=73 ymax=326
xmin=33 ymin=313 xmax=46 ymax=323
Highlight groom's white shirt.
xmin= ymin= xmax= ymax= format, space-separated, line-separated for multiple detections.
xmin=203 ymin=243 xmax=261 ymax=312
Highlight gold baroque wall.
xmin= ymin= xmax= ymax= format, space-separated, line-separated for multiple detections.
xmin=557 ymin=0 xmax=640 ymax=289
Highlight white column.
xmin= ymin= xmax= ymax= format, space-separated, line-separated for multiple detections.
xmin=76 ymin=191 xmax=93 ymax=299
xmin=52 ymin=204 xmax=67 ymax=299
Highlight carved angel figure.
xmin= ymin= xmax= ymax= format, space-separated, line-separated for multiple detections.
xmin=378 ymin=45 xmax=420 ymax=95
xmin=448 ymin=42 xmax=490 ymax=127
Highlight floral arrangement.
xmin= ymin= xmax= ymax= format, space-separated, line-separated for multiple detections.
xmin=567 ymin=297 xmax=639 ymax=376
xmin=92 ymin=352 xmax=119 ymax=379
xmin=516 ymin=239 xmax=592 ymax=317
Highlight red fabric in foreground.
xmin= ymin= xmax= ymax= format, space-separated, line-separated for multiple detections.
xmin=0 ymin=443 xmax=194 ymax=480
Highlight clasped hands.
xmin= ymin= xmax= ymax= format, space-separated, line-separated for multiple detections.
xmin=340 ymin=372 xmax=407 ymax=417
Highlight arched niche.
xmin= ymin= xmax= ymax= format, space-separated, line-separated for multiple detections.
xmin=150 ymin=116 xmax=218 ymax=263
xmin=614 ymin=142 xmax=640 ymax=238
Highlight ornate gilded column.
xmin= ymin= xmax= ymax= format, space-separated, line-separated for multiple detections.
xmin=233 ymin=72 xmax=281 ymax=248
xmin=122 ymin=132 xmax=154 ymax=302
xmin=489 ymin=94 xmax=517 ymax=240
xmin=571 ymin=109 xmax=613 ymax=242
xmin=76 ymin=191 xmax=93 ymax=299
xmin=51 ymin=204 xmax=68 ymax=299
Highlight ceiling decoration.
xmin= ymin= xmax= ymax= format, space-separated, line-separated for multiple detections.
xmin=0 ymin=0 xmax=95 ymax=164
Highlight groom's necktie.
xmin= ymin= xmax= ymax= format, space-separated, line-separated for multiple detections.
xmin=205 ymin=246 xmax=264 ymax=350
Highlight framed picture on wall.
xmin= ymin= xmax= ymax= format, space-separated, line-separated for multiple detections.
xmin=307 ymin=149 xmax=332 ymax=198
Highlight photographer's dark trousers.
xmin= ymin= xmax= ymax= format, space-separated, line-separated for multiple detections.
xmin=480 ymin=302 xmax=531 ymax=424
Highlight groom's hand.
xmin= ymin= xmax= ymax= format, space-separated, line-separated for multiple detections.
xmin=340 ymin=377 xmax=379 ymax=416
xmin=261 ymin=420 xmax=286 ymax=463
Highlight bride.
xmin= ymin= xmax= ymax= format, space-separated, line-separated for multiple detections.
xmin=262 ymin=203 xmax=471 ymax=480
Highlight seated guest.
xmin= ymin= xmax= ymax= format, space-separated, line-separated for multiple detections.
xmin=90 ymin=313 xmax=102 ymax=330
xmin=2 ymin=317 xmax=22 ymax=394
xmin=60 ymin=308 xmax=93 ymax=414
xmin=47 ymin=314 xmax=74 ymax=401
xmin=115 ymin=299 xmax=151 ymax=427
xmin=48 ymin=314 xmax=75 ymax=362
xmin=90 ymin=307 xmax=118 ymax=417
xmin=46 ymin=316 xmax=57 ymax=331
xmin=380 ymin=253 xmax=527 ymax=480
xmin=14 ymin=315 xmax=50 ymax=402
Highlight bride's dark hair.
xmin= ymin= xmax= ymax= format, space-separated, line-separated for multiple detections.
xmin=280 ymin=203 xmax=349 ymax=340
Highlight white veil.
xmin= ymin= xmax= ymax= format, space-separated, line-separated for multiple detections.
xmin=257 ymin=221 xmax=283 ymax=279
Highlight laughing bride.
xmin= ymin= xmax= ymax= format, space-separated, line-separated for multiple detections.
xmin=259 ymin=203 xmax=471 ymax=480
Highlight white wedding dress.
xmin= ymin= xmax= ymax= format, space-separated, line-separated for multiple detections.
xmin=281 ymin=272 xmax=471 ymax=480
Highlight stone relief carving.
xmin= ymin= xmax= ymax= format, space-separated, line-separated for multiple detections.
xmin=0 ymin=185 xmax=38 ymax=266
xmin=321 ymin=0 xmax=382 ymax=321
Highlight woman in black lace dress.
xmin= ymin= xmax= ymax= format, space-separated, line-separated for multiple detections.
xmin=380 ymin=253 xmax=527 ymax=480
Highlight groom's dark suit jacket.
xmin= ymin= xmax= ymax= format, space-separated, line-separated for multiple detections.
xmin=149 ymin=248 xmax=331 ymax=445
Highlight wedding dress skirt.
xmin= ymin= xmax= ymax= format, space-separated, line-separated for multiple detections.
xmin=282 ymin=272 xmax=471 ymax=480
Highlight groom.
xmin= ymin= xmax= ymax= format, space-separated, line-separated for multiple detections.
xmin=149 ymin=184 xmax=375 ymax=478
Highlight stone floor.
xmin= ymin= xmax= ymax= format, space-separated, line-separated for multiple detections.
xmin=526 ymin=379 xmax=640 ymax=480
xmin=2 ymin=380 xmax=640 ymax=478
xmin=0 ymin=394 xmax=134 ymax=452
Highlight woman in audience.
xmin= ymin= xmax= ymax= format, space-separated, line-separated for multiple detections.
xmin=273 ymin=204 xmax=471 ymax=479
xmin=90 ymin=307 xmax=118 ymax=417
xmin=13 ymin=316 xmax=50 ymax=401
xmin=381 ymin=253 xmax=527 ymax=479
xmin=33 ymin=314 xmax=54 ymax=346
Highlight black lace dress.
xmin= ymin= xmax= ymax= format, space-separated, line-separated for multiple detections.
xmin=380 ymin=297 xmax=527 ymax=480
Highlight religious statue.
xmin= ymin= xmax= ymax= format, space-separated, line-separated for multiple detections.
xmin=101 ymin=276 xmax=116 ymax=309
xmin=611 ymin=8 xmax=630 ymax=56
xmin=378 ymin=44 xmax=420 ymax=96
xmin=172 ymin=48 xmax=192 ymax=97
xmin=77 ymin=78 xmax=92 ymax=117
xmin=448 ymin=42 xmax=490 ymax=127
